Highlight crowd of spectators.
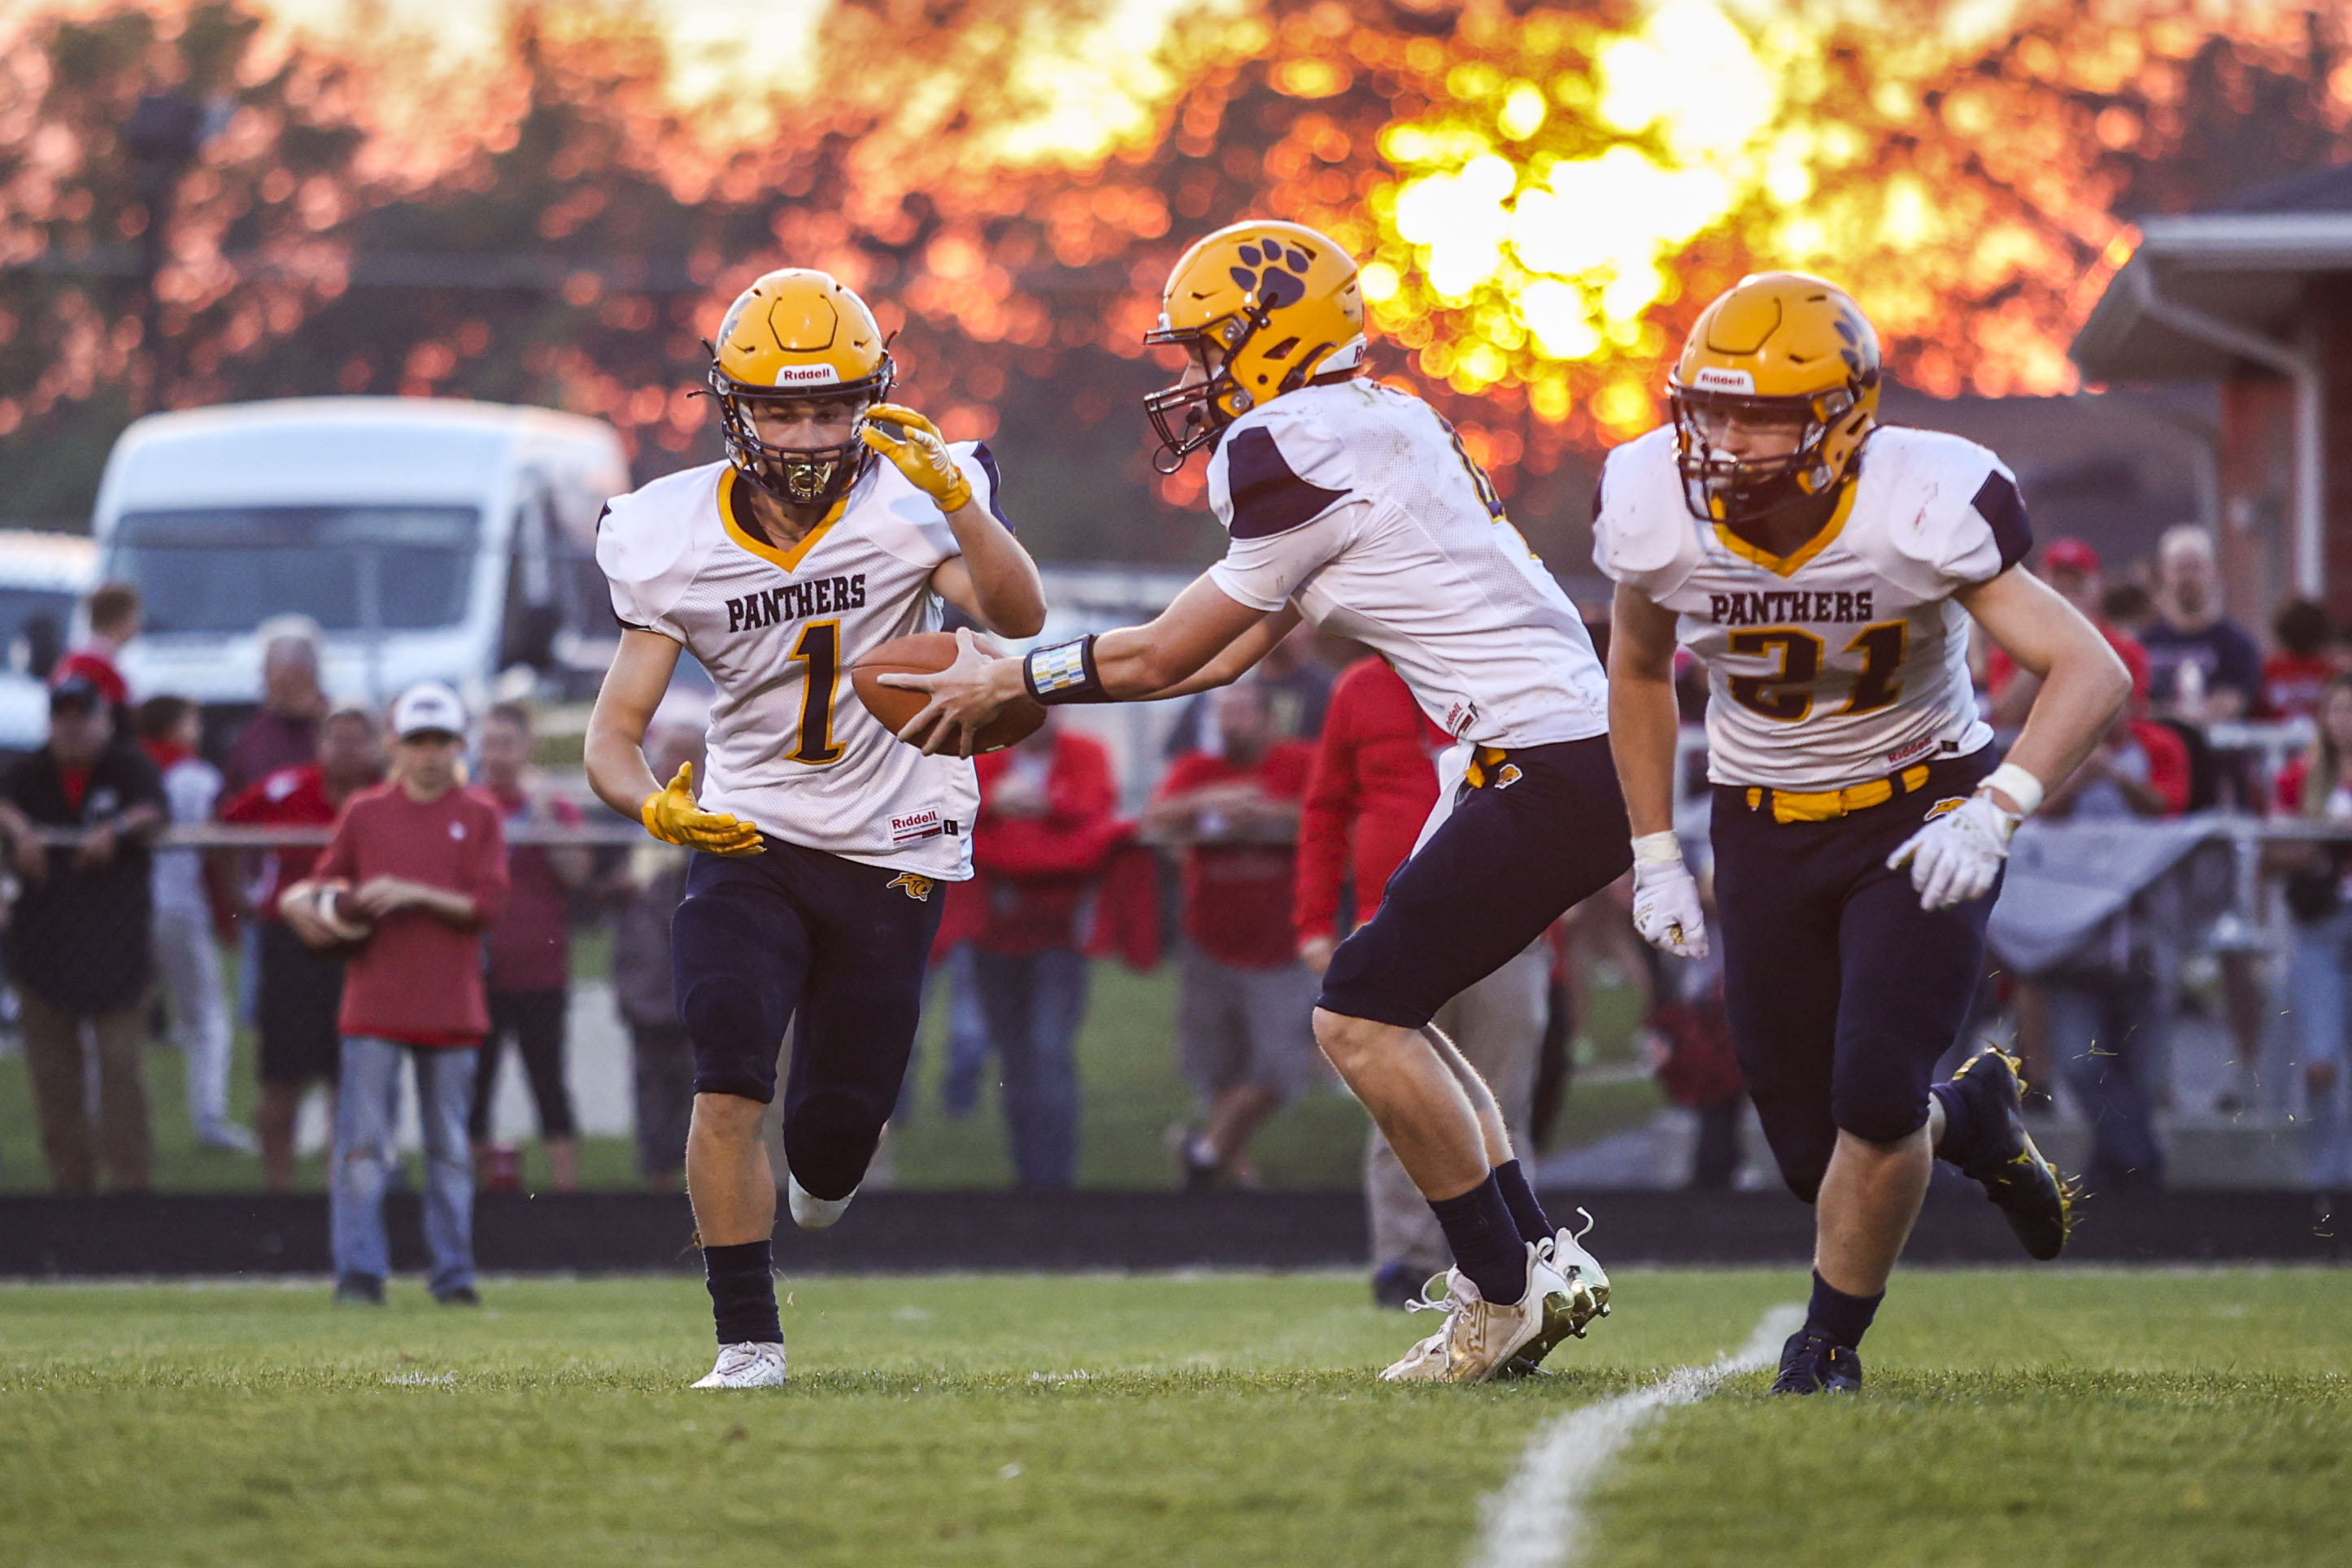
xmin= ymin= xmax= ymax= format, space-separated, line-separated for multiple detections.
xmin=0 ymin=586 xmax=699 ymax=1272
xmin=13 ymin=518 xmax=2352 ymax=1239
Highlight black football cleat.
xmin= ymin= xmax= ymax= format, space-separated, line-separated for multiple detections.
xmin=1769 ymin=1328 xmax=1862 ymax=1396
xmin=1945 ymin=1048 xmax=2075 ymax=1261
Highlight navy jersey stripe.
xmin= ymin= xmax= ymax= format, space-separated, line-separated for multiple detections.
xmin=1224 ymin=425 xmax=1348 ymax=540
xmin=969 ymin=440 xmax=1013 ymax=529
xmin=1971 ymin=470 xmax=2032 ymax=572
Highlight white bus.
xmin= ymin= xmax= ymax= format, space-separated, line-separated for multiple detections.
xmin=92 ymin=398 xmax=629 ymax=721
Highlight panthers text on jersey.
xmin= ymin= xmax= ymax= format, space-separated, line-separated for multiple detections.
xmin=1204 ymin=379 xmax=1608 ymax=750
xmin=1592 ymin=425 xmax=2031 ymax=792
xmin=598 ymin=445 xmax=1007 ymax=879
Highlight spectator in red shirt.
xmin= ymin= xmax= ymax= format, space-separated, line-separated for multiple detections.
xmin=285 ymin=683 xmax=508 ymax=1307
xmin=1295 ymin=656 xmax=1557 ymax=1304
xmin=49 ymin=581 xmax=139 ymax=715
xmin=2263 ymin=598 xmax=2340 ymax=721
xmin=220 ymin=702 xmax=384 ymax=1191
xmin=961 ymin=714 xmax=1124 ymax=1189
xmin=468 ymin=702 xmax=592 ymax=1192
xmin=1986 ymin=538 xmax=2149 ymax=728
xmin=1145 ymin=680 xmax=1317 ymax=1189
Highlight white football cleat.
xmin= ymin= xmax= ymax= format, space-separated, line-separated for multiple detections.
xmin=787 ymin=1174 xmax=856 ymax=1230
xmin=692 ymin=1340 xmax=787 ymax=1389
xmin=1378 ymin=1243 xmax=1573 ymax=1384
xmin=1502 ymin=1209 xmax=1614 ymax=1375
xmin=1544 ymin=1209 xmax=1612 ymax=1337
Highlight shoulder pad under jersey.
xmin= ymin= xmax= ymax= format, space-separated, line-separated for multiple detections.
xmin=1590 ymin=426 xmax=1703 ymax=599
xmin=1207 ymin=392 xmax=1357 ymax=542
xmin=596 ymin=463 xmax=723 ymax=631
xmin=1846 ymin=427 xmax=2032 ymax=595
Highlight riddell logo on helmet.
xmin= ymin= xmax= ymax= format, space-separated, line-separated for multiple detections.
xmin=1692 ymin=367 xmax=1757 ymax=393
xmin=772 ymin=364 xmax=841 ymax=386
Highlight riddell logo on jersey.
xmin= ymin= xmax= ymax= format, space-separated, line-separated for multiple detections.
xmin=891 ymin=809 xmax=943 ymax=845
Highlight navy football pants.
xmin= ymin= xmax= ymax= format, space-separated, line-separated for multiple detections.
xmin=1321 ymin=736 xmax=1631 ymax=1030
xmin=671 ymin=840 xmax=945 ymax=1201
xmin=1710 ymin=749 xmax=1998 ymax=1204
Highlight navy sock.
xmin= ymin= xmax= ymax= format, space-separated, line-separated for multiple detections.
xmin=1428 ymin=1174 xmax=1528 ymax=1305
xmin=1805 ymin=1270 xmax=1884 ymax=1350
xmin=702 ymin=1239 xmax=782 ymax=1347
xmin=1931 ymin=1080 xmax=1978 ymax=1165
xmin=1492 ymin=1159 xmax=1555 ymax=1246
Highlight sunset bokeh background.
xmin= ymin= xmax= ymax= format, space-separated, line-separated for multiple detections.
xmin=7 ymin=0 xmax=2352 ymax=565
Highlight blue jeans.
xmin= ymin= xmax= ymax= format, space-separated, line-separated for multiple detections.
xmin=970 ymin=947 xmax=1089 ymax=1190
xmin=2286 ymin=909 xmax=2352 ymax=1186
xmin=935 ymin=943 xmax=995 ymax=1120
xmin=331 ymin=1037 xmax=479 ymax=1294
xmin=2045 ymin=969 xmax=2167 ymax=1190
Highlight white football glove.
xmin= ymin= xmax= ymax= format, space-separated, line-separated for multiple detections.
xmin=1885 ymin=791 xmax=2020 ymax=911
xmin=1629 ymin=834 xmax=1709 ymax=960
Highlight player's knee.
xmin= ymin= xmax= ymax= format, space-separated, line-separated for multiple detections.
xmin=690 ymin=1091 xmax=767 ymax=1143
xmin=783 ymin=1091 xmax=882 ymax=1200
xmin=1313 ymin=1008 xmax=1383 ymax=1077
xmin=1832 ymin=1080 xmax=1932 ymax=1148
xmin=681 ymin=975 xmax=781 ymax=1103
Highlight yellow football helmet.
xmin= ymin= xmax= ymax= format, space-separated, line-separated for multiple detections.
xmin=708 ymin=268 xmax=893 ymax=508
xmin=1143 ymin=220 xmax=1365 ymax=471
xmin=1666 ymin=272 xmax=1879 ymax=526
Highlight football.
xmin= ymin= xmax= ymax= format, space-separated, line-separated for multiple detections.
xmin=287 ymin=881 xmax=375 ymax=959
xmin=852 ymin=631 xmax=1047 ymax=754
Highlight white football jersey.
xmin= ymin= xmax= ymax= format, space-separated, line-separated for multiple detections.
xmin=1592 ymin=425 xmax=2028 ymax=792
xmin=599 ymin=448 xmax=1005 ymax=879
xmin=1205 ymin=380 xmax=1608 ymax=749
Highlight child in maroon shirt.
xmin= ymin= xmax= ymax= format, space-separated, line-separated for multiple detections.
xmin=288 ymin=683 xmax=508 ymax=1306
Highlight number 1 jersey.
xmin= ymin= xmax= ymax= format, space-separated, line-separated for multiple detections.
xmin=1591 ymin=424 xmax=2031 ymax=792
xmin=598 ymin=452 xmax=1002 ymax=879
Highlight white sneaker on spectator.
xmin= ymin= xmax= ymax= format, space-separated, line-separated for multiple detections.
xmin=196 ymin=1121 xmax=259 ymax=1155
xmin=692 ymin=1341 xmax=787 ymax=1389
xmin=1379 ymin=1244 xmax=1570 ymax=1383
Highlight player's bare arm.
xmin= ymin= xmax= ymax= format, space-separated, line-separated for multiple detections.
xmin=585 ymin=629 xmax=763 ymax=857
xmin=1957 ymin=566 xmax=2132 ymax=808
xmin=1607 ymin=584 xmax=1683 ymax=838
xmin=858 ymin=401 xmax=1046 ymax=638
xmin=1606 ymin=582 xmax=1710 ymax=959
xmin=887 ymin=573 xmax=1270 ymax=754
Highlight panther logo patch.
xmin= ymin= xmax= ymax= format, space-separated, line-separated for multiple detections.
xmin=1228 ymin=241 xmax=1316 ymax=308
xmin=887 ymin=873 xmax=935 ymax=902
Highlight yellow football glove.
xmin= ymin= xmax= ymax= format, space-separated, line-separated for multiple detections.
xmin=640 ymin=762 xmax=763 ymax=857
xmin=860 ymin=403 xmax=973 ymax=513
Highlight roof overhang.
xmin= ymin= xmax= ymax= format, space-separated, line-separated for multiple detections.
xmin=2071 ymin=213 xmax=2352 ymax=381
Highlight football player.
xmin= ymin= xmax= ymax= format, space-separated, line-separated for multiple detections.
xmin=1593 ymin=273 xmax=2129 ymax=1394
xmin=888 ymin=221 xmax=1626 ymax=1383
xmin=584 ymin=268 xmax=1044 ymax=1388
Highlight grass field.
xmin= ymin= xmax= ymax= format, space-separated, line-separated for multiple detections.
xmin=5 ymin=1268 xmax=2347 ymax=1566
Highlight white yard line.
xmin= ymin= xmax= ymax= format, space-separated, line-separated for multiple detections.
xmin=1466 ymin=1303 xmax=1805 ymax=1568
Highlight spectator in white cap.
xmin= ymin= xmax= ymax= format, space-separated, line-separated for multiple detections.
xmin=284 ymin=681 xmax=509 ymax=1306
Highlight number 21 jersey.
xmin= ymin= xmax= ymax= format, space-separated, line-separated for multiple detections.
xmin=598 ymin=451 xmax=1003 ymax=879
xmin=1592 ymin=424 xmax=2032 ymax=792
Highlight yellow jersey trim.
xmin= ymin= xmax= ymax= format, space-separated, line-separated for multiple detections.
xmin=718 ymin=466 xmax=843 ymax=573
xmin=1712 ymin=481 xmax=1857 ymax=580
